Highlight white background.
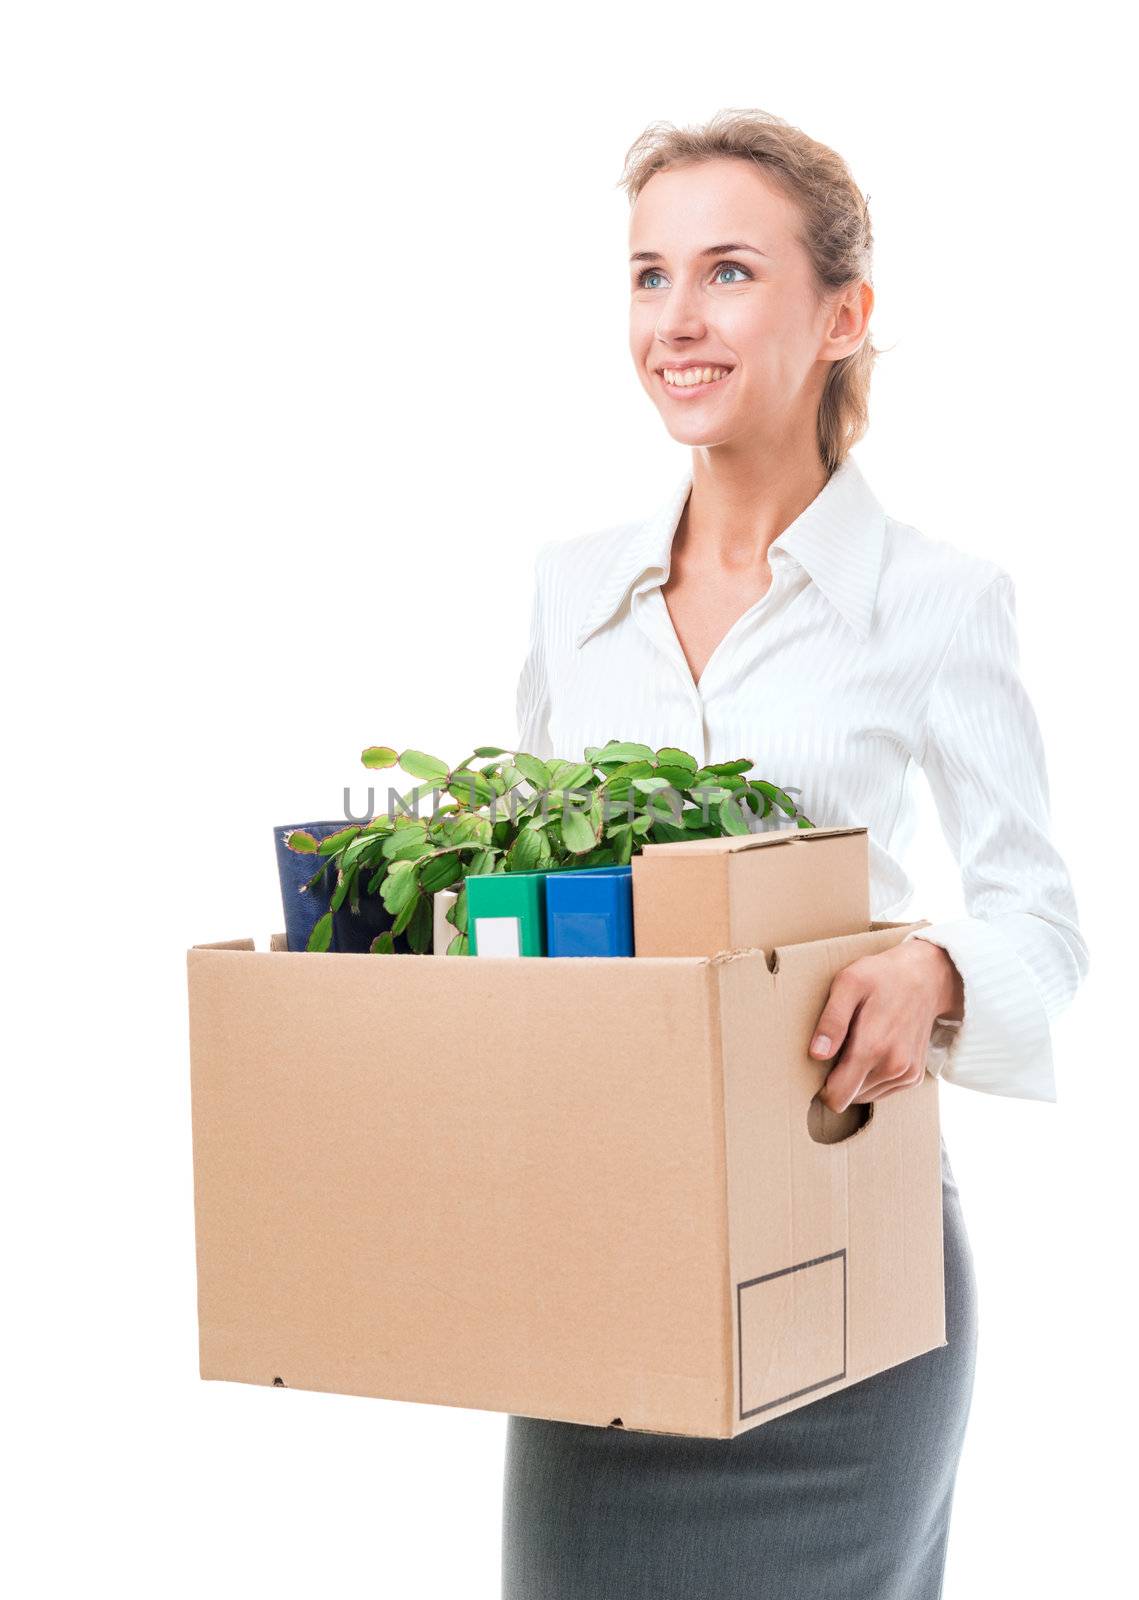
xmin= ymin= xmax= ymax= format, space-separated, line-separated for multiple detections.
xmin=4 ymin=3 xmax=1132 ymax=1595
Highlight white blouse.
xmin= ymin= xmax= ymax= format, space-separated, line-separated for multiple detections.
xmin=514 ymin=453 xmax=1089 ymax=1103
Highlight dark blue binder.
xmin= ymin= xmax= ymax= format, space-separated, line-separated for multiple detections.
xmin=544 ymin=865 xmax=634 ymax=957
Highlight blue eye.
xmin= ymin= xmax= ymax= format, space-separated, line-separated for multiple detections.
xmin=635 ymin=260 xmax=753 ymax=289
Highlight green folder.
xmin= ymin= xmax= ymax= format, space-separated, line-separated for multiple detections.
xmin=466 ymin=870 xmax=548 ymax=956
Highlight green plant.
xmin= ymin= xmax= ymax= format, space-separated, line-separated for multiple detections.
xmin=282 ymin=739 xmax=815 ymax=956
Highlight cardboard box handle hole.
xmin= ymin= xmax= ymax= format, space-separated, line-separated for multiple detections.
xmin=806 ymin=1095 xmax=873 ymax=1145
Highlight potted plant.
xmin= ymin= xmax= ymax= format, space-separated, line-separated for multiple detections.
xmin=280 ymin=738 xmax=814 ymax=955
xmin=273 ymin=819 xmax=414 ymax=953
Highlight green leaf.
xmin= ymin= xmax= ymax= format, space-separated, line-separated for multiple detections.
xmin=420 ymin=852 xmax=463 ymax=894
xmin=570 ymin=850 xmax=613 ymax=869
xmin=386 ymin=866 xmax=422 ymax=933
xmin=306 ymin=911 xmax=333 ymax=952
xmin=547 ymin=760 xmax=595 ymax=791
xmin=597 ymin=760 xmax=655 ymax=786
xmin=317 ymin=825 xmax=361 ymax=856
xmin=341 ymin=835 xmax=385 ymax=872
xmin=718 ymin=794 xmax=754 ymax=836
xmin=284 ymin=829 xmax=318 ymax=854
xmin=449 ymin=884 xmax=469 ymax=934
xmin=505 ymin=823 xmax=543 ymax=872
xmin=652 ymin=764 xmax=701 ymax=789
xmin=561 ymin=806 xmax=600 ymax=853
xmin=699 ymin=759 xmax=753 ymax=779
xmin=381 ymin=860 xmax=421 ymax=916
xmin=498 ymin=761 xmax=526 ymax=790
xmin=406 ymin=895 xmax=433 ymax=952
xmin=361 ymin=746 xmax=399 ymax=769
xmin=474 ymin=746 xmax=509 ymax=758
xmin=400 ymin=749 xmax=451 ymax=783
xmin=360 ymin=814 xmax=395 ymax=836
xmin=514 ymin=752 xmax=551 ymax=789
xmin=330 ymin=865 xmax=357 ymax=913
xmin=302 ymin=860 xmax=330 ymax=892
xmin=688 ymin=782 xmax=732 ymax=805
xmin=592 ymin=740 xmax=656 ymax=765
xmin=749 ymin=780 xmax=797 ymax=817
xmin=447 ymin=813 xmax=492 ymax=845
xmin=382 ymin=823 xmax=429 ymax=862
xmin=369 ymin=931 xmax=396 ymax=955
xmin=655 ymin=747 xmax=698 ymax=773
xmin=446 ymin=770 xmax=494 ymax=807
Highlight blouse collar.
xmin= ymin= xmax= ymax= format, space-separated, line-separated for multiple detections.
xmin=574 ymin=453 xmax=888 ymax=648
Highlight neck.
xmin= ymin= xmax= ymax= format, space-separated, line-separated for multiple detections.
xmin=680 ymin=435 xmax=831 ymax=570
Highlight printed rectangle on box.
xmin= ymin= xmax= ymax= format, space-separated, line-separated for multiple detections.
xmin=738 ymin=1249 xmax=846 ymax=1418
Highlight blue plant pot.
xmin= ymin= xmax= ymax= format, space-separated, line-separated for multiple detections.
xmin=273 ymin=820 xmax=410 ymax=953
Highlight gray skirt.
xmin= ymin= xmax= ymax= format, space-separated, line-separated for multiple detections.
xmin=502 ymin=1136 xmax=978 ymax=1600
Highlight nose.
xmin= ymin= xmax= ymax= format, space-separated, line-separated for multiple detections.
xmin=654 ymin=279 xmax=707 ymax=346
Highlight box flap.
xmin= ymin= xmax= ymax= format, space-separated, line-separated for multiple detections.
xmin=190 ymin=937 xmax=256 ymax=951
xmin=638 ymin=824 xmax=867 ymax=857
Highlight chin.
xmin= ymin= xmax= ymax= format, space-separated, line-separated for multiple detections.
xmin=660 ymin=416 xmax=738 ymax=448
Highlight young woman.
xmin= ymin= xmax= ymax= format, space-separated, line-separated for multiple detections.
xmin=501 ymin=110 xmax=1089 ymax=1599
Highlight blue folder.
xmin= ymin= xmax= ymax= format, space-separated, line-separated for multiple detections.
xmin=544 ymin=865 xmax=634 ymax=957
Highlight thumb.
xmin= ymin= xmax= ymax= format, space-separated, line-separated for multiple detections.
xmin=810 ymin=979 xmax=859 ymax=1060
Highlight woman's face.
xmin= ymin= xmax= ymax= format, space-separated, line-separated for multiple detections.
xmin=628 ymin=157 xmax=859 ymax=453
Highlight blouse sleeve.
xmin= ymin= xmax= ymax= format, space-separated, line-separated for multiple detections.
xmin=514 ymin=542 xmax=555 ymax=762
xmin=903 ymin=572 xmax=1090 ymax=1102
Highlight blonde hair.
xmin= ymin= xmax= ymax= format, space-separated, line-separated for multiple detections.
xmin=617 ymin=108 xmax=878 ymax=476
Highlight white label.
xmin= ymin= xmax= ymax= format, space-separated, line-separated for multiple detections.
xmin=474 ymin=915 xmax=522 ymax=956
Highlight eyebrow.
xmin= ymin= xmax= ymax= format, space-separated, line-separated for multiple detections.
xmin=629 ymin=242 xmax=769 ymax=263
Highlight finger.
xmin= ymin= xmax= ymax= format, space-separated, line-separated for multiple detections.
xmin=819 ymin=1037 xmax=879 ymax=1112
xmin=856 ymin=1052 xmax=912 ymax=1096
xmin=818 ymin=1012 xmax=891 ymax=1110
xmin=810 ymin=971 xmax=865 ymax=1061
xmin=854 ymin=1067 xmax=926 ymax=1103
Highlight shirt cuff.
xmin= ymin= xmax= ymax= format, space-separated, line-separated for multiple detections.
xmin=904 ymin=917 xmax=1057 ymax=1102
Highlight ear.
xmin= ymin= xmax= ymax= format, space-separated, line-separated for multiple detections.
xmin=821 ymin=279 xmax=874 ymax=362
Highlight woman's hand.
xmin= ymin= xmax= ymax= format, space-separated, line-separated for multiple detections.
xmin=808 ymin=941 xmax=965 ymax=1112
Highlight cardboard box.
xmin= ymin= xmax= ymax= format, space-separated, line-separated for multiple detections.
xmin=632 ymin=824 xmax=869 ymax=957
xmin=187 ymin=915 xmax=945 ymax=1438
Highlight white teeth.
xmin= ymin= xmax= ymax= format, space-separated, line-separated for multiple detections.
xmin=662 ymin=366 xmax=731 ymax=387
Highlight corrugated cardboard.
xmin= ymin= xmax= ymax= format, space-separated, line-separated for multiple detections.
xmin=187 ymin=915 xmax=945 ymax=1438
xmin=632 ymin=824 xmax=869 ymax=957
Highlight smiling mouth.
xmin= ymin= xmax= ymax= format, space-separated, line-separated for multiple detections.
xmin=657 ymin=366 xmax=735 ymax=396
